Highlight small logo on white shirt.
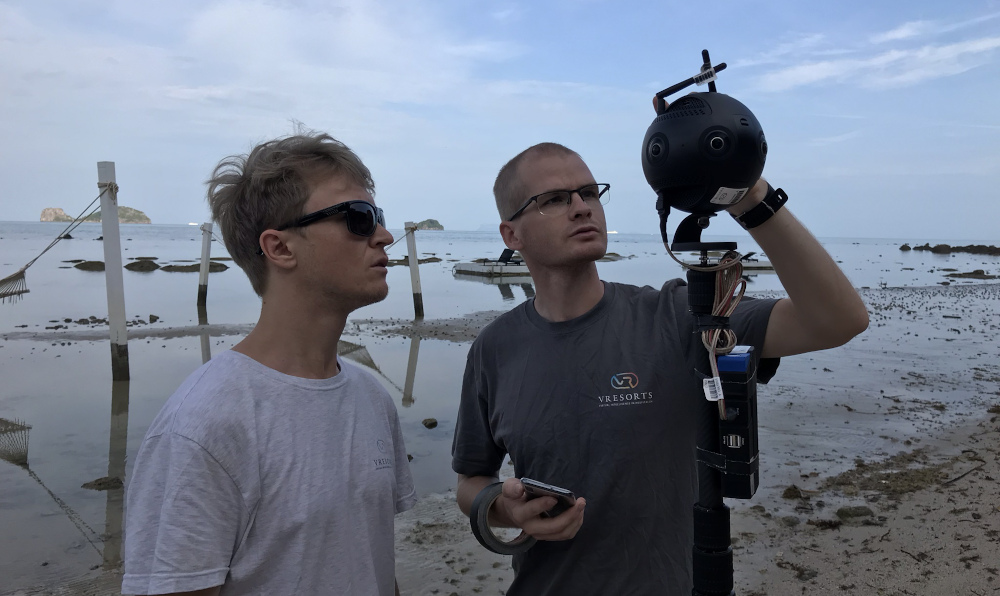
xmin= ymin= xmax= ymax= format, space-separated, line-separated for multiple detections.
xmin=374 ymin=439 xmax=392 ymax=470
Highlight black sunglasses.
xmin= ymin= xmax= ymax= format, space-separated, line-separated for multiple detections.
xmin=257 ymin=200 xmax=386 ymax=255
xmin=508 ymin=183 xmax=610 ymax=221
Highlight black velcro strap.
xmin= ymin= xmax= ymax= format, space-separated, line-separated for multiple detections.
xmin=697 ymin=447 xmax=728 ymax=471
xmin=470 ymin=481 xmax=536 ymax=555
xmin=693 ymin=314 xmax=731 ymax=332
xmin=732 ymin=185 xmax=788 ymax=230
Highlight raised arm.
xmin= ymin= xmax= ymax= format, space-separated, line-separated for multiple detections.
xmin=728 ymin=179 xmax=869 ymax=359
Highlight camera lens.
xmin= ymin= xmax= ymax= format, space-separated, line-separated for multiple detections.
xmin=645 ymin=134 xmax=668 ymax=164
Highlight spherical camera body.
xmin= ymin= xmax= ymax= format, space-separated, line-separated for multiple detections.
xmin=642 ymin=92 xmax=767 ymax=215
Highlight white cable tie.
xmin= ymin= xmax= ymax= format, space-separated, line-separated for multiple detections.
xmin=703 ymin=376 xmax=724 ymax=402
xmin=694 ymin=68 xmax=717 ymax=86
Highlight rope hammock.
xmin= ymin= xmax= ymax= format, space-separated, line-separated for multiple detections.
xmin=0 ymin=182 xmax=118 ymax=304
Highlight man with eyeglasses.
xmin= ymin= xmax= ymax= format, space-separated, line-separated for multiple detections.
xmin=452 ymin=142 xmax=868 ymax=594
xmin=123 ymin=132 xmax=416 ymax=596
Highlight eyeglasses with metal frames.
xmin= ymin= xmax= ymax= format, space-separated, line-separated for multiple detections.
xmin=508 ymin=183 xmax=610 ymax=221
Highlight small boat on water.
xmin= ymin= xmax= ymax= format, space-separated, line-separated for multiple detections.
xmin=452 ymin=249 xmax=531 ymax=277
xmin=681 ymin=251 xmax=773 ymax=271
xmin=738 ymin=252 xmax=772 ymax=270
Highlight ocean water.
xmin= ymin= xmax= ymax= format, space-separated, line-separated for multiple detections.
xmin=2 ymin=222 xmax=996 ymax=330
xmin=0 ymin=221 xmax=998 ymax=591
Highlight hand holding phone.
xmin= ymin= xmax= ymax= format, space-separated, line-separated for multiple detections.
xmin=520 ymin=477 xmax=577 ymax=518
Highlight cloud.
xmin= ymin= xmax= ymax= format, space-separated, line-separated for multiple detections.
xmin=732 ymin=34 xmax=829 ymax=67
xmin=756 ymin=36 xmax=1000 ymax=91
xmin=808 ymin=130 xmax=862 ymax=147
xmin=491 ymin=6 xmax=521 ymax=22
xmin=870 ymin=21 xmax=931 ymax=44
xmin=871 ymin=12 xmax=1000 ymax=43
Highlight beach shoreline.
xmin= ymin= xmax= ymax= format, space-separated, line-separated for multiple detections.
xmin=2 ymin=284 xmax=999 ymax=595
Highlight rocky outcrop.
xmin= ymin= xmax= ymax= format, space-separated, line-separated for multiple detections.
xmin=40 ymin=208 xmax=73 ymax=222
xmin=902 ymin=243 xmax=1000 ymax=256
xmin=85 ymin=207 xmax=152 ymax=224
xmin=415 ymin=219 xmax=444 ymax=231
xmin=41 ymin=206 xmax=151 ymax=224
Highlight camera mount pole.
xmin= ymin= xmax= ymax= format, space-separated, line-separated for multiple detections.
xmin=670 ymin=216 xmax=738 ymax=596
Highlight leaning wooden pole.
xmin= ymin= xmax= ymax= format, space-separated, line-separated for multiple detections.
xmin=404 ymin=222 xmax=424 ymax=318
xmin=197 ymin=222 xmax=213 ymax=306
xmin=98 ymin=162 xmax=130 ymax=381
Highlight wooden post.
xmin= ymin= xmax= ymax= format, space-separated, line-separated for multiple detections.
xmin=98 ymin=162 xmax=129 ymax=381
xmin=197 ymin=222 xmax=213 ymax=306
xmin=404 ymin=222 xmax=424 ymax=318
xmin=402 ymin=335 xmax=420 ymax=407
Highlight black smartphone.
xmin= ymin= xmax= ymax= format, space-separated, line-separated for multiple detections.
xmin=520 ymin=477 xmax=577 ymax=518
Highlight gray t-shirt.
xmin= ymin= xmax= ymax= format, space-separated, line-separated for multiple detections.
xmin=123 ymin=350 xmax=417 ymax=595
xmin=452 ymin=280 xmax=778 ymax=595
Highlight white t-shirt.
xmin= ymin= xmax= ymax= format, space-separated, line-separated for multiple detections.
xmin=123 ymin=350 xmax=417 ymax=595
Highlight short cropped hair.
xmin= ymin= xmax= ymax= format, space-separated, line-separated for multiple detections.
xmin=493 ymin=142 xmax=580 ymax=221
xmin=207 ymin=132 xmax=374 ymax=296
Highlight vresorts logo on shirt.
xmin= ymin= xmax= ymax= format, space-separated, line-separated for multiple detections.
xmin=598 ymin=372 xmax=653 ymax=408
xmin=373 ymin=439 xmax=392 ymax=470
xmin=610 ymin=372 xmax=638 ymax=389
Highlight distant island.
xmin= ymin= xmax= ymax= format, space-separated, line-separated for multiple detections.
xmin=900 ymin=243 xmax=1000 ymax=256
xmin=414 ymin=219 xmax=444 ymax=231
xmin=41 ymin=206 xmax=151 ymax=224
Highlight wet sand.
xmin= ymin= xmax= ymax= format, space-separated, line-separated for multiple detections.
xmin=4 ymin=284 xmax=998 ymax=595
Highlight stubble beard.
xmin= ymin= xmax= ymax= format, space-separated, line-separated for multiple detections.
xmin=339 ymin=281 xmax=389 ymax=313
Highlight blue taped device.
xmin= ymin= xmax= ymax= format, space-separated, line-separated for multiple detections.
xmin=717 ymin=349 xmax=751 ymax=373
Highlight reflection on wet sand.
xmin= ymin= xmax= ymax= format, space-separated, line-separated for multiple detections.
xmin=0 ymin=416 xmax=109 ymax=562
xmin=403 ymin=335 xmax=420 ymax=407
xmin=0 ymin=380 xmax=130 ymax=571
xmin=453 ymin=271 xmax=535 ymax=302
xmin=339 ymin=338 xmax=414 ymax=404
xmin=102 ymin=380 xmax=128 ymax=569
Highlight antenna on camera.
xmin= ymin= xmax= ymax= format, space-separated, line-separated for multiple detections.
xmin=653 ymin=49 xmax=727 ymax=114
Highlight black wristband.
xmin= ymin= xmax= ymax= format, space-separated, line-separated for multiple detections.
xmin=470 ymin=481 xmax=536 ymax=555
xmin=732 ymin=185 xmax=788 ymax=230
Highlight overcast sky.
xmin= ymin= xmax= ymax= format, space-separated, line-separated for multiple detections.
xmin=2 ymin=0 xmax=998 ymax=240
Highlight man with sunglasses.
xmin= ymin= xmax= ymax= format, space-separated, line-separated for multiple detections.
xmin=123 ymin=132 xmax=415 ymax=596
xmin=452 ymin=142 xmax=868 ymax=594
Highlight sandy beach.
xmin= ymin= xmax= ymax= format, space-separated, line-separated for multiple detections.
xmin=3 ymin=284 xmax=999 ymax=596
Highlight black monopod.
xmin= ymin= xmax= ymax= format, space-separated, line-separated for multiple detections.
xmin=641 ymin=50 xmax=767 ymax=596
